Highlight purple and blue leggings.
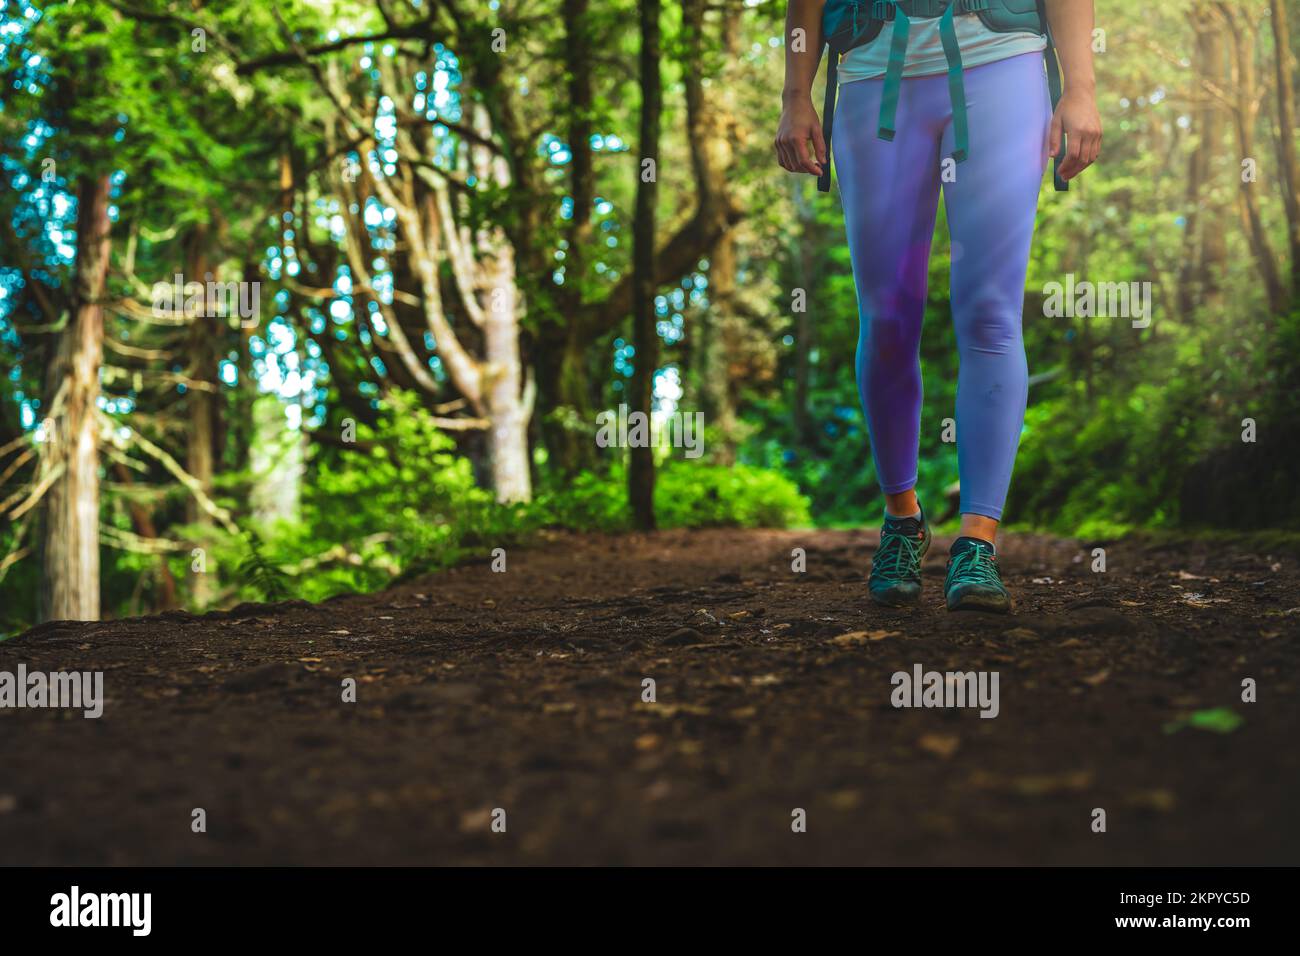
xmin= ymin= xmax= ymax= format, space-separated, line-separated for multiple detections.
xmin=832 ymin=51 xmax=1051 ymax=520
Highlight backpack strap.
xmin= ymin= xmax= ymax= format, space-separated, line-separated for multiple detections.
xmin=1038 ymin=0 xmax=1068 ymax=191
xmin=817 ymin=51 xmax=839 ymax=193
xmin=937 ymin=2 xmax=969 ymax=163
xmin=877 ymin=2 xmax=969 ymax=166
xmin=875 ymin=1 xmax=912 ymax=144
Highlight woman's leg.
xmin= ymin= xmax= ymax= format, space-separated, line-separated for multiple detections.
xmin=833 ymin=72 xmax=948 ymax=511
xmin=940 ymin=51 xmax=1052 ymax=535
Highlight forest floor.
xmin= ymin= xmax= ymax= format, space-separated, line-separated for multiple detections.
xmin=2 ymin=527 xmax=1298 ymax=866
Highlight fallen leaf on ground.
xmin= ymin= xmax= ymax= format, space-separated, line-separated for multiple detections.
xmin=970 ymin=769 xmax=1093 ymax=796
xmin=831 ymin=630 xmax=899 ymax=645
xmin=643 ymin=703 xmax=711 ymax=717
xmin=458 ymin=807 xmax=492 ymax=833
xmin=828 ymin=790 xmax=862 ymax=810
xmin=1126 ymin=789 xmax=1177 ymax=812
xmin=918 ymin=734 xmax=960 ymax=759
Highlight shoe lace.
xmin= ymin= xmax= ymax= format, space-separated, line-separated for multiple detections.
xmin=873 ymin=525 xmax=922 ymax=582
xmin=948 ymin=546 xmax=1001 ymax=587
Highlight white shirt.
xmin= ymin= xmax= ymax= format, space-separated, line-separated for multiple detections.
xmin=837 ymin=12 xmax=1046 ymax=83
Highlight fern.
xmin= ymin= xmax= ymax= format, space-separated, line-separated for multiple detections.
xmin=237 ymin=531 xmax=292 ymax=603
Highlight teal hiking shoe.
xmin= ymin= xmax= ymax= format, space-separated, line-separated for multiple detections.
xmin=868 ymin=508 xmax=931 ymax=607
xmin=944 ymin=537 xmax=1012 ymax=613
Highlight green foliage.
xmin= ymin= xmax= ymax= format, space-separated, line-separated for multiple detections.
xmin=3 ymin=0 xmax=1298 ymax=637
xmin=531 ymin=468 xmax=631 ymax=532
xmin=0 ymin=528 xmax=39 ymax=639
xmin=1011 ymin=300 xmax=1300 ymax=534
xmin=308 ymin=393 xmax=487 ymax=548
xmin=533 ymin=459 xmax=811 ymax=532
xmin=1163 ymin=707 xmax=1244 ymax=735
xmin=244 ymin=392 xmax=493 ymax=601
xmin=236 ymin=531 xmax=292 ymax=603
xmin=1012 ymin=381 xmax=1188 ymax=534
xmin=655 ymin=462 xmax=812 ymax=529
xmin=202 ymin=394 xmax=811 ymax=606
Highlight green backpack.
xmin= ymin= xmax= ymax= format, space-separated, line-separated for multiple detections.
xmin=817 ymin=0 xmax=1066 ymax=192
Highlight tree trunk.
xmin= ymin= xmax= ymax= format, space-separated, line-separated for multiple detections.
xmin=629 ymin=0 xmax=662 ymax=530
xmin=537 ymin=324 xmax=597 ymax=476
xmin=699 ymin=230 xmax=738 ymax=464
xmin=1178 ymin=11 xmax=1228 ymax=317
xmin=250 ymin=393 xmax=303 ymax=524
xmin=483 ymin=243 xmax=532 ymax=503
xmin=1268 ymin=0 xmax=1300 ymax=299
xmin=184 ymin=226 xmax=218 ymax=607
xmin=681 ymin=0 xmax=743 ymax=462
xmin=538 ymin=0 xmax=600 ymax=477
xmin=1220 ymin=5 xmax=1287 ymax=314
xmin=112 ymin=462 xmax=177 ymax=610
xmin=41 ymin=174 xmax=111 ymax=621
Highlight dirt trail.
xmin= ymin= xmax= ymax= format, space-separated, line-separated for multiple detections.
xmin=2 ymin=528 xmax=1297 ymax=865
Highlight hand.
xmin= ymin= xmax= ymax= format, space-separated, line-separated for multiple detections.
xmin=1047 ymin=88 xmax=1101 ymax=181
xmin=775 ymin=95 xmax=826 ymax=177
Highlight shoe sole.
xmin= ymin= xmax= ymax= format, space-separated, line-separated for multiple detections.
xmin=946 ymin=590 xmax=1013 ymax=613
xmin=869 ymin=523 xmax=932 ymax=607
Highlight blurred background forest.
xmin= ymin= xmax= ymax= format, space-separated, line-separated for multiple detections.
xmin=2 ymin=0 xmax=1298 ymax=635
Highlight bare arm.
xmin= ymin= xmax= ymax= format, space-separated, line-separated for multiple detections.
xmin=1045 ymin=0 xmax=1102 ymax=180
xmin=775 ymin=0 xmax=827 ymax=177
